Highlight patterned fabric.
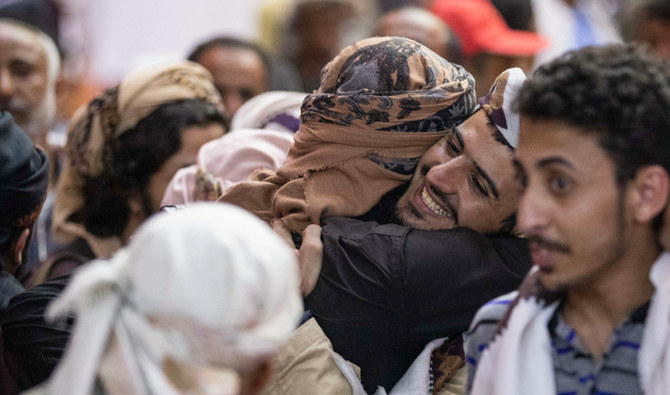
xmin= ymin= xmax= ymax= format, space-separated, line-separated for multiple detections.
xmin=221 ymin=36 xmax=476 ymax=232
xmin=430 ymin=336 xmax=465 ymax=394
xmin=53 ymin=61 xmax=223 ymax=258
xmin=194 ymin=167 xmax=223 ymax=202
xmin=467 ymin=252 xmax=670 ymax=395
xmin=477 ymin=68 xmax=525 ymax=148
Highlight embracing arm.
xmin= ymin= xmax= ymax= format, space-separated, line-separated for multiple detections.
xmin=300 ymin=217 xmax=531 ymax=391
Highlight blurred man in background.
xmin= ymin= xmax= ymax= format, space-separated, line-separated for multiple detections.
xmin=0 ymin=18 xmax=59 ymax=149
xmin=432 ymin=0 xmax=546 ymax=97
xmin=188 ymin=37 xmax=270 ymax=117
xmin=375 ymin=6 xmax=462 ymax=63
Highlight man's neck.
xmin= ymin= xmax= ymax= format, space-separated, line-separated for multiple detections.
xmin=563 ymin=234 xmax=659 ymax=359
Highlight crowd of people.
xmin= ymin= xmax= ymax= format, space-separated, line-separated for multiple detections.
xmin=1 ymin=0 xmax=670 ymax=394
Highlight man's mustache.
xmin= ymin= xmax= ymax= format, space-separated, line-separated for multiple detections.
xmin=0 ymin=97 xmax=28 ymax=115
xmin=526 ymin=234 xmax=571 ymax=254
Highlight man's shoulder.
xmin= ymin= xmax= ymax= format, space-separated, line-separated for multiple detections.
xmin=464 ymin=292 xmax=517 ymax=378
xmin=469 ymin=291 xmax=518 ymax=331
xmin=322 ymin=217 xmax=528 ymax=246
xmin=405 ymin=227 xmax=531 ymax=277
xmin=465 ymin=292 xmax=517 ymax=357
xmin=321 ymin=217 xmax=531 ymax=275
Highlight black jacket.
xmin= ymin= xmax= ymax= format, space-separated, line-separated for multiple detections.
xmin=305 ymin=217 xmax=531 ymax=392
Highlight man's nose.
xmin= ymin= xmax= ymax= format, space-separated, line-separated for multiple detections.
xmin=424 ymin=156 xmax=467 ymax=194
xmin=0 ymin=69 xmax=14 ymax=96
xmin=517 ymin=186 xmax=550 ymax=235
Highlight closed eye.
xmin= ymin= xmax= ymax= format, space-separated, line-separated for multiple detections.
xmin=444 ymin=131 xmax=463 ymax=156
xmin=446 ymin=139 xmax=460 ymax=155
xmin=469 ymin=173 xmax=489 ymax=197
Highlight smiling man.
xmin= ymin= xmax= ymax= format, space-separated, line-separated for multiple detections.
xmin=296 ymin=68 xmax=532 ymax=393
xmin=394 ymin=108 xmax=520 ymax=234
xmin=466 ymin=44 xmax=670 ymax=395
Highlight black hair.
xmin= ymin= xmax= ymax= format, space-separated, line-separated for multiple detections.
xmin=80 ymin=99 xmax=226 ymax=238
xmin=187 ymin=36 xmax=271 ymax=79
xmin=519 ymin=43 xmax=670 ymax=183
xmin=486 ymin=112 xmax=517 ymax=236
xmin=646 ymin=0 xmax=670 ymax=22
xmin=518 ymin=43 xmax=670 ymax=230
xmin=482 ymin=108 xmax=514 ymax=153
xmin=485 ymin=111 xmax=517 ymax=236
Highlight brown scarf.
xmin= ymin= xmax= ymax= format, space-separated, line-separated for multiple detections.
xmin=221 ymin=37 xmax=476 ymax=232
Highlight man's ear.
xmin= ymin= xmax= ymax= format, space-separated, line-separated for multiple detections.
xmin=13 ymin=228 xmax=31 ymax=266
xmin=127 ymin=195 xmax=145 ymax=218
xmin=629 ymin=165 xmax=670 ymax=224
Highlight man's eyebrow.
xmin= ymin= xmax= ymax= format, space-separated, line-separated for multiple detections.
xmin=537 ymin=156 xmax=576 ymax=170
xmin=450 ymin=126 xmax=464 ymax=147
xmin=474 ymin=164 xmax=499 ymax=199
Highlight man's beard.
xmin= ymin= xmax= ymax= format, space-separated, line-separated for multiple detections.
xmin=0 ymin=89 xmax=56 ymax=143
xmin=359 ymin=184 xmax=407 ymax=224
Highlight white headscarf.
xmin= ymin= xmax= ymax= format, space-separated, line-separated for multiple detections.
xmin=230 ymin=91 xmax=306 ymax=133
xmin=160 ymin=129 xmax=293 ymax=207
xmin=45 ymin=203 xmax=303 ymax=395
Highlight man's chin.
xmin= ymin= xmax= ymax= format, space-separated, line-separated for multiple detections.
xmin=394 ymin=202 xmax=418 ymax=227
xmin=395 ymin=207 xmax=437 ymax=230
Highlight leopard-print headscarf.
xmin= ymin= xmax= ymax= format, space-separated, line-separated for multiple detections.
xmin=221 ymin=36 xmax=476 ymax=232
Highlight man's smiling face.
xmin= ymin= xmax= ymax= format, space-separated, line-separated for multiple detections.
xmin=395 ymin=109 xmax=520 ymax=233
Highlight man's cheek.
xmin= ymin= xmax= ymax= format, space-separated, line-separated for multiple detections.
xmin=660 ymin=208 xmax=670 ymax=251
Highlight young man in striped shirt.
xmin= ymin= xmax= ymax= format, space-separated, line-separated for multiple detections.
xmin=466 ymin=43 xmax=670 ymax=395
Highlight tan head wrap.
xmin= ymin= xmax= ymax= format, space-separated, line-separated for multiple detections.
xmin=53 ymin=61 xmax=223 ymax=257
xmin=221 ymin=36 xmax=476 ymax=232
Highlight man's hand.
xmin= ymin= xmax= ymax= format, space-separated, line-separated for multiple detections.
xmin=298 ymin=225 xmax=323 ymax=297
xmin=272 ymin=219 xmax=323 ymax=297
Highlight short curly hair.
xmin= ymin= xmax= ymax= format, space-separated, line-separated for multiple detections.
xmin=518 ymin=43 xmax=670 ymax=184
